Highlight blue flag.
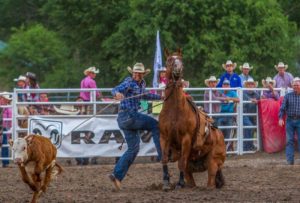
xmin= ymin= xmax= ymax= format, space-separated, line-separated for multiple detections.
xmin=152 ymin=30 xmax=162 ymax=88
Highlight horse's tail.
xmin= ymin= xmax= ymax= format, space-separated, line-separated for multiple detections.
xmin=215 ymin=169 xmax=225 ymax=188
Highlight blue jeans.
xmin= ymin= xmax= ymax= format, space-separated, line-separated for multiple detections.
xmin=243 ymin=116 xmax=255 ymax=151
xmin=217 ymin=116 xmax=234 ymax=139
xmin=113 ymin=111 xmax=161 ymax=181
xmin=1 ymin=129 xmax=9 ymax=166
xmin=285 ymin=118 xmax=300 ymax=163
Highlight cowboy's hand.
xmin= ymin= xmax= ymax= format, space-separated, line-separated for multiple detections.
xmin=115 ymin=92 xmax=124 ymax=100
xmin=279 ymin=119 xmax=284 ymax=127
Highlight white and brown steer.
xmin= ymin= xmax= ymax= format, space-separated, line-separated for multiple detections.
xmin=9 ymin=134 xmax=63 ymax=203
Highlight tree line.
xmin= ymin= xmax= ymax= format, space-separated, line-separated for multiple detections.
xmin=0 ymin=0 xmax=299 ymax=90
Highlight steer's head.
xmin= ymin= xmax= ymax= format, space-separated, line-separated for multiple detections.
xmin=9 ymin=135 xmax=33 ymax=165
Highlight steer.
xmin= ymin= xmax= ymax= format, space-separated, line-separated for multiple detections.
xmin=9 ymin=134 xmax=63 ymax=203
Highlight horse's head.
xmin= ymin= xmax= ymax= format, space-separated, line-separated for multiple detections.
xmin=165 ymin=48 xmax=184 ymax=81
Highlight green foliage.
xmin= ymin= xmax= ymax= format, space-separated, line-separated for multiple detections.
xmin=0 ymin=0 xmax=299 ymax=90
xmin=0 ymin=24 xmax=71 ymax=89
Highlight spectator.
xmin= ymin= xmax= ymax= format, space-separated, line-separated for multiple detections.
xmin=80 ymin=66 xmax=102 ymax=102
xmin=158 ymin=67 xmax=167 ymax=88
xmin=80 ymin=66 xmax=102 ymax=164
xmin=204 ymin=76 xmax=227 ymax=115
xmin=13 ymin=75 xmax=27 ymax=102
xmin=108 ymin=62 xmax=162 ymax=190
xmin=261 ymin=77 xmax=279 ymax=100
xmin=279 ymin=79 xmax=300 ymax=165
xmin=242 ymin=79 xmax=260 ymax=151
xmin=0 ymin=92 xmax=12 ymax=168
xmin=273 ymin=62 xmax=294 ymax=88
xmin=239 ymin=63 xmax=254 ymax=84
xmin=25 ymin=72 xmax=40 ymax=102
xmin=37 ymin=93 xmax=53 ymax=115
xmin=217 ymin=60 xmax=242 ymax=88
xmin=217 ymin=79 xmax=239 ymax=141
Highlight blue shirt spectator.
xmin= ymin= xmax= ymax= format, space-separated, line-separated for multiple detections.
xmin=217 ymin=60 xmax=242 ymax=88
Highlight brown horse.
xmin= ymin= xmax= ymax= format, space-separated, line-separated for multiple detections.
xmin=159 ymin=48 xmax=226 ymax=190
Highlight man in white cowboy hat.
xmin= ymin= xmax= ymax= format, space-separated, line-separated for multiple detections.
xmin=273 ymin=62 xmax=294 ymax=88
xmin=261 ymin=77 xmax=279 ymax=100
xmin=0 ymin=92 xmax=12 ymax=167
xmin=217 ymin=60 xmax=242 ymax=88
xmin=242 ymin=78 xmax=260 ymax=151
xmin=279 ymin=78 xmax=300 ymax=165
xmin=204 ymin=76 xmax=227 ymax=114
xmin=13 ymin=75 xmax=27 ymax=102
xmin=109 ymin=62 xmax=163 ymax=190
xmin=239 ymin=62 xmax=254 ymax=84
xmin=80 ymin=66 xmax=102 ymax=101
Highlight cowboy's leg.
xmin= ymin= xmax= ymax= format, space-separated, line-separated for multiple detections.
xmin=113 ymin=111 xmax=140 ymax=181
xmin=132 ymin=112 xmax=162 ymax=160
xmin=113 ymin=129 xmax=140 ymax=181
xmin=285 ymin=118 xmax=295 ymax=164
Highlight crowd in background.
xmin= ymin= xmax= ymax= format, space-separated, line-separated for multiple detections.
xmin=1 ymin=60 xmax=300 ymax=167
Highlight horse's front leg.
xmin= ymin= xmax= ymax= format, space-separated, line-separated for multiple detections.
xmin=179 ymin=135 xmax=196 ymax=188
xmin=160 ymin=135 xmax=171 ymax=191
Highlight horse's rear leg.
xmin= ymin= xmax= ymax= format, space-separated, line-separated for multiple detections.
xmin=207 ymin=160 xmax=218 ymax=189
xmin=160 ymin=137 xmax=171 ymax=191
xmin=178 ymin=136 xmax=196 ymax=188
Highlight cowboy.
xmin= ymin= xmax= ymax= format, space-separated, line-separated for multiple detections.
xmin=273 ymin=62 xmax=294 ymax=88
xmin=80 ymin=66 xmax=102 ymax=102
xmin=242 ymin=78 xmax=260 ymax=151
xmin=261 ymin=77 xmax=279 ymax=100
xmin=217 ymin=60 xmax=242 ymax=88
xmin=239 ymin=62 xmax=254 ymax=84
xmin=204 ymin=76 xmax=227 ymax=115
xmin=279 ymin=78 xmax=300 ymax=165
xmin=109 ymin=62 xmax=163 ymax=190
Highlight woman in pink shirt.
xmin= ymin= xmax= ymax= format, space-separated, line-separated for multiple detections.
xmin=80 ymin=66 xmax=102 ymax=101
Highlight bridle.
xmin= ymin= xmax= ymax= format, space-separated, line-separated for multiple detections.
xmin=164 ymin=54 xmax=184 ymax=102
xmin=166 ymin=54 xmax=184 ymax=81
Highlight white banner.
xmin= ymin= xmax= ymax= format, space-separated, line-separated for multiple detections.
xmin=28 ymin=116 xmax=157 ymax=157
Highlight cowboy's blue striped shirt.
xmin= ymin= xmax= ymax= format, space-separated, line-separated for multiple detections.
xmin=279 ymin=91 xmax=300 ymax=118
xmin=112 ymin=77 xmax=161 ymax=112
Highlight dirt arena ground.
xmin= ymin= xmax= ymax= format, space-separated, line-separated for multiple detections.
xmin=1 ymin=151 xmax=300 ymax=203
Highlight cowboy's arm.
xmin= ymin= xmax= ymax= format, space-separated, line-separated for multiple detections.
xmin=278 ymin=95 xmax=288 ymax=126
xmin=279 ymin=95 xmax=288 ymax=119
xmin=216 ymin=75 xmax=225 ymax=87
xmin=111 ymin=78 xmax=131 ymax=100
